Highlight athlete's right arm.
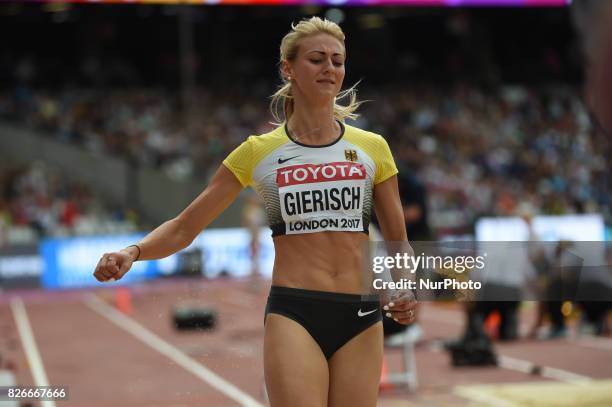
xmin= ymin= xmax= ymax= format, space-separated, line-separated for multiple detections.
xmin=93 ymin=164 xmax=243 ymax=282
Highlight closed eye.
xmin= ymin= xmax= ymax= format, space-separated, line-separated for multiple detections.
xmin=309 ymin=59 xmax=344 ymax=67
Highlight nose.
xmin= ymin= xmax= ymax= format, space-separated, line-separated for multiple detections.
xmin=322 ymin=57 xmax=334 ymax=72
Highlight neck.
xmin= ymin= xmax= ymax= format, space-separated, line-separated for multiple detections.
xmin=287 ymin=99 xmax=339 ymax=145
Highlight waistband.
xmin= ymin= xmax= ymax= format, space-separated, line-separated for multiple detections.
xmin=269 ymin=286 xmax=380 ymax=303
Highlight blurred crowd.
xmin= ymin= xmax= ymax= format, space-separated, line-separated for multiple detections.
xmin=0 ymin=85 xmax=274 ymax=181
xmin=1 ymin=81 xmax=609 ymax=242
xmin=357 ymin=83 xmax=609 ymax=236
xmin=0 ymin=159 xmax=137 ymax=246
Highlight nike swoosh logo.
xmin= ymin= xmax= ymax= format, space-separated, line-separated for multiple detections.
xmin=278 ymin=155 xmax=301 ymax=164
xmin=357 ymin=308 xmax=378 ymax=317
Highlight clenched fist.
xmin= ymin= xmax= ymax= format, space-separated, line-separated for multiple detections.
xmin=93 ymin=249 xmax=137 ymax=282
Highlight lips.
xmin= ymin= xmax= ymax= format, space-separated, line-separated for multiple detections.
xmin=317 ymin=79 xmax=335 ymax=84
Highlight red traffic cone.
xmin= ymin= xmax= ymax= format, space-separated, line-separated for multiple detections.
xmin=485 ymin=311 xmax=500 ymax=340
xmin=116 ymin=287 xmax=133 ymax=315
xmin=379 ymin=356 xmax=393 ymax=391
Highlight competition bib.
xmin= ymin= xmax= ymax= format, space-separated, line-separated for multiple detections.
xmin=276 ymin=162 xmax=366 ymax=234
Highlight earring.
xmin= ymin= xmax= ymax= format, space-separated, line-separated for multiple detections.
xmin=286 ymin=76 xmax=291 ymax=81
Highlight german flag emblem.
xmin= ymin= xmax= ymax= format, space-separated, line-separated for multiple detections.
xmin=344 ymin=149 xmax=358 ymax=162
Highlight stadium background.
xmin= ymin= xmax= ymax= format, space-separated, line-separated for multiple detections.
xmin=1 ymin=1 xmax=611 ymax=406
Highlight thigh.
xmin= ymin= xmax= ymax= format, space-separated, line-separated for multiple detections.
xmin=328 ymin=321 xmax=383 ymax=407
xmin=264 ymin=313 xmax=329 ymax=407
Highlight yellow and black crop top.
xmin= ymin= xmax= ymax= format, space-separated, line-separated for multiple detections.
xmin=223 ymin=122 xmax=398 ymax=237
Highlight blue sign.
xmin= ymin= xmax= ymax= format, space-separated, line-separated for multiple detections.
xmin=40 ymin=228 xmax=275 ymax=289
xmin=41 ymin=234 xmax=158 ymax=289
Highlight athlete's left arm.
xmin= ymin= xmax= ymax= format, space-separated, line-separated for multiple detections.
xmin=373 ymin=175 xmax=407 ymax=241
xmin=374 ymin=175 xmax=417 ymax=325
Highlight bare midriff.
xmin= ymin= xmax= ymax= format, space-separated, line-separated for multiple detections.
xmin=271 ymin=231 xmax=369 ymax=294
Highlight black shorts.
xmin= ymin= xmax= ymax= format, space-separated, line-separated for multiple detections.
xmin=265 ymin=286 xmax=382 ymax=359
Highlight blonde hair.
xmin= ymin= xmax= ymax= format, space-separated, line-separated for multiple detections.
xmin=270 ymin=16 xmax=363 ymax=124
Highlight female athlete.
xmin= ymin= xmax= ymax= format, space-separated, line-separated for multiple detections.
xmin=94 ymin=16 xmax=417 ymax=407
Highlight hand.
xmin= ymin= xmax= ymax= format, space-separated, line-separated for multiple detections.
xmin=383 ymin=291 xmax=417 ymax=325
xmin=93 ymin=250 xmax=134 ymax=282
